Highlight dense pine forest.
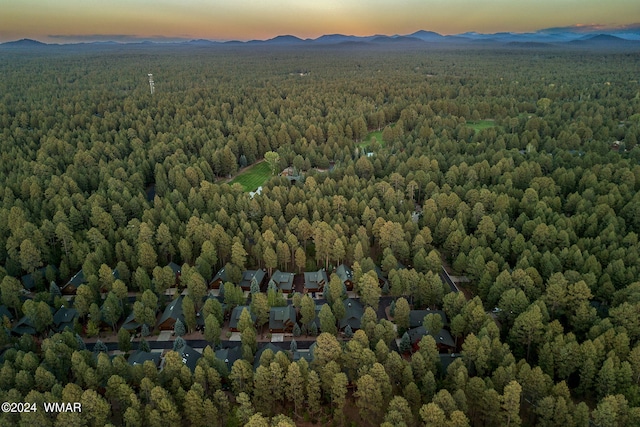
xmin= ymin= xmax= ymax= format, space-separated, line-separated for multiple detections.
xmin=1 ymin=43 xmax=640 ymax=426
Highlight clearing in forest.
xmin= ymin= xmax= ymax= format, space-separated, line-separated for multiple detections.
xmin=466 ymin=119 xmax=496 ymax=132
xmin=359 ymin=129 xmax=386 ymax=148
xmin=229 ymin=161 xmax=272 ymax=192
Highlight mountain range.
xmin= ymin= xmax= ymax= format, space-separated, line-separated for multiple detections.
xmin=2 ymin=26 xmax=640 ymax=48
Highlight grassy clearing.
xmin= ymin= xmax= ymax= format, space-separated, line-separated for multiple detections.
xmin=228 ymin=161 xmax=272 ymax=192
xmin=359 ymin=129 xmax=386 ymax=148
xmin=467 ymin=120 xmax=497 ymax=133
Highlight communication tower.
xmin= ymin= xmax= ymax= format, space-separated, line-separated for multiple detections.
xmin=148 ymin=73 xmax=155 ymax=95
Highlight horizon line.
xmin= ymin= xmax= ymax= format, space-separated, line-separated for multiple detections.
xmin=3 ymin=23 xmax=640 ymax=45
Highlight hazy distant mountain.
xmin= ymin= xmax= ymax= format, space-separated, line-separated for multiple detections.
xmin=184 ymin=39 xmax=219 ymax=46
xmin=2 ymin=27 xmax=640 ymax=48
xmin=254 ymin=35 xmax=305 ymax=45
xmin=407 ymin=30 xmax=445 ymax=42
xmin=370 ymin=35 xmax=423 ymax=44
xmin=1 ymin=38 xmax=47 ymax=47
xmin=314 ymin=34 xmax=376 ymax=44
xmin=569 ymin=34 xmax=635 ymax=46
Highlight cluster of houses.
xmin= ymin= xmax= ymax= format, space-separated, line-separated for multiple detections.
xmin=3 ymin=260 xmax=459 ymax=374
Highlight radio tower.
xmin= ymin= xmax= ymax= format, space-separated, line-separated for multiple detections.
xmin=148 ymin=73 xmax=155 ymax=95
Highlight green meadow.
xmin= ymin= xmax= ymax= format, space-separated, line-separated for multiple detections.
xmin=228 ymin=161 xmax=272 ymax=192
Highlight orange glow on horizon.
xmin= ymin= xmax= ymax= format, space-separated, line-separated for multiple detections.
xmin=1 ymin=0 xmax=639 ymax=43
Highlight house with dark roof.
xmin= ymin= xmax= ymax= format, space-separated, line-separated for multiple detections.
xmin=53 ymin=306 xmax=78 ymax=333
xmin=62 ymin=269 xmax=86 ymax=295
xmin=210 ymin=267 xmax=229 ymax=289
xmin=309 ymin=303 xmax=323 ymax=330
xmin=374 ymin=266 xmax=389 ymax=288
xmin=215 ymin=346 xmax=243 ymax=372
xmin=21 ymin=265 xmax=57 ymax=292
xmin=304 ymin=269 xmax=328 ymax=293
xmin=128 ymin=350 xmax=161 ymax=367
xmin=439 ymin=353 xmax=460 ymax=372
xmin=11 ymin=316 xmax=36 ymax=336
xmin=254 ymin=343 xmax=283 ymax=370
xmin=293 ymin=343 xmax=316 ymax=363
xmin=157 ymin=296 xmax=184 ymax=330
xmin=335 ymin=264 xmax=354 ymax=291
xmin=409 ymin=309 xmax=448 ymax=329
xmin=270 ymin=270 xmax=295 ymax=293
xmin=196 ymin=295 xmax=225 ymax=330
xmin=0 ymin=305 xmax=14 ymax=322
xmin=121 ymin=311 xmax=142 ymax=331
xmin=269 ymin=305 xmax=296 ymax=333
xmin=228 ymin=306 xmax=255 ymax=331
xmin=339 ymin=298 xmax=364 ymax=330
xmin=239 ymin=269 xmax=266 ymax=291
xmin=166 ymin=262 xmax=182 ymax=284
xmin=408 ymin=326 xmax=456 ymax=352
xmin=176 ymin=344 xmax=202 ymax=372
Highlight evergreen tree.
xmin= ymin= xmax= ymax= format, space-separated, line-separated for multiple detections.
xmin=174 ymin=318 xmax=186 ymax=337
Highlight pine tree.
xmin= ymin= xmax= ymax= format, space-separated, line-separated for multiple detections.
xmin=292 ymin=323 xmax=301 ymax=337
xmin=307 ymin=370 xmax=322 ymax=421
xmin=204 ymin=314 xmax=221 ymax=345
xmin=93 ymin=340 xmax=108 ymax=354
xmin=117 ymin=328 xmax=131 ymax=353
xmin=344 ymin=325 xmax=354 ymax=338
xmin=173 ymin=336 xmax=186 ymax=351
xmin=331 ymin=372 xmax=348 ymax=426
xmin=400 ymin=331 xmax=412 ymax=354
xmin=355 ymin=374 xmax=383 ymax=425
xmin=174 ymin=318 xmax=186 ymax=337
xmin=139 ymin=338 xmax=150 ymax=352
xmin=286 ymin=362 xmax=305 ymax=420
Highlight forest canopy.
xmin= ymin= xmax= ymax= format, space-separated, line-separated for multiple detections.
xmin=1 ymin=43 xmax=640 ymax=426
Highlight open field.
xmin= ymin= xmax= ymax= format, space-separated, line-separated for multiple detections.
xmin=466 ymin=119 xmax=497 ymax=132
xmin=359 ymin=129 xmax=386 ymax=148
xmin=228 ymin=161 xmax=271 ymax=192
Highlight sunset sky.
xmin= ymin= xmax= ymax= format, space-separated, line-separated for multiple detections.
xmin=1 ymin=0 xmax=639 ymax=43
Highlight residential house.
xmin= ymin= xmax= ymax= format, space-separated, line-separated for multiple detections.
xmin=196 ymin=295 xmax=225 ymax=330
xmin=374 ymin=266 xmax=389 ymax=288
xmin=157 ymin=296 xmax=184 ymax=330
xmin=62 ymin=269 xmax=86 ymax=295
xmin=176 ymin=344 xmax=202 ymax=372
xmin=375 ymin=263 xmax=405 ymax=288
xmin=408 ymin=326 xmax=456 ymax=352
xmin=293 ymin=343 xmax=316 ymax=363
xmin=335 ymin=264 xmax=354 ymax=291
xmin=21 ymin=265 xmax=57 ymax=292
xmin=253 ymin=343 xmax=283 ymax=370
xmin=53 ymin=306 xmax=78 ymax=333
xmin=121 ymin=311 xmax=142 ymax=331
xmin=210 ymin=267 xmax=229 ymax=289
xmin=239 ymin=269 xmax=267 ymax=291
xmin=166 ymin=262 xmax=182 ymax=284
xmin=215 ymin=346 xmax=243 ymax=372
xmin=270 ymin=270 xmax=295 ymax=293
xmin=339 ymin=298 xmax=364 ymax=330
xmin=11 ymin=316 xmax=36 ymax=336
xmin=439 ymin=353 xmax=460 ymax=373
xmin=228 ymin=305 xmax=255 ymax=331
xmin=0 ymin=305 xmax=14 ymax=322
xmin=128 ymin=350 xmax=161 ymax=367
xmin=269 ymin=305 xmax=296 ymax=333
xmin=409 ymin=309 xmax=448 ymax=329
xmin=304 ymin=269 xmax=328 ymax=293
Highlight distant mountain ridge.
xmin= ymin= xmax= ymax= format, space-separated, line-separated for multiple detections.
xmin=2 ymin=27 xmax=640 ymax=48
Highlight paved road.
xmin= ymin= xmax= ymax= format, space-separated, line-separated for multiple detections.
xmin=440 ymin=267 xmax=460 ymax=293
xmin=85 ymin=339 xmax=318 ymax=353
